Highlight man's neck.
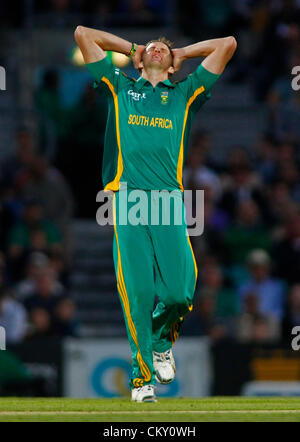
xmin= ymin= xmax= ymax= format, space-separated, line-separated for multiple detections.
xmin=141 ymin=68 xmax=169 ymax=88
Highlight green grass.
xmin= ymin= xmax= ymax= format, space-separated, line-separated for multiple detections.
xmin=0 ymin=397 xmax=300 ymax=422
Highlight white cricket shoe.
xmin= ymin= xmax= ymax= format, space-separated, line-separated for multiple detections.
xmin=131 ymin=384 xmax=157 ymax=403
xmin=153 ymin=349 xmax=176 ymax=384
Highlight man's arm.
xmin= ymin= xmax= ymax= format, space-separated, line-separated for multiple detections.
xmin=74 ymin=26 xmax=145 ymax=65
xmin=74 ymin=26 xmax=131 ymax=63
xmin=173 ymin=37 xmax=237 ymax=74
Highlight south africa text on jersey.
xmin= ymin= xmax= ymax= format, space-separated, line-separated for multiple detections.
xmin=128 ymin=114 xmax=173 ymax=129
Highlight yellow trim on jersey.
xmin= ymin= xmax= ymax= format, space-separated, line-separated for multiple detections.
xmin=176 ymin=86 xmax=205 ymax=191
xmin=113 ymin=195 xmax=151 ymax=382
xmin=170 ymin=322 xmax=180 ymax=346
xmin=187 ymin=234 xmax=198 ymax=289
xmin=101 ymin=76 xmax=123 ymax=192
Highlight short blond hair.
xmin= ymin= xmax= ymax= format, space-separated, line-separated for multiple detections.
xmin=145 ymin=36 xmax=174 ymax=53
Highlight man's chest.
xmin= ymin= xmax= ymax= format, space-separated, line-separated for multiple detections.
xmin=118 ymin=86 xmax=184 ymax=119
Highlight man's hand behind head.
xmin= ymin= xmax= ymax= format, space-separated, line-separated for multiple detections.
xmin=132 ymin=44 xmax=146 ymax=70
xmin=172 ymin=48 xmax=185 ymax=73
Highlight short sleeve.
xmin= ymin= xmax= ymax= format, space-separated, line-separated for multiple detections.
xmin=85 ymin=56 xmax=122 ymax=95
xmin=178 ymin=63 xmax=221 ymax=111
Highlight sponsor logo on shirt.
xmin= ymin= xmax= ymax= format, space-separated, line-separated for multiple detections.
xmin=128 ymin=90 xmax=147 ymax=101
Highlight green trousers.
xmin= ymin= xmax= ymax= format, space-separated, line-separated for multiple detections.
xmin=112 ymin=188 xmax=197 ymax=389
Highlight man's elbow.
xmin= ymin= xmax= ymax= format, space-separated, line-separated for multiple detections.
xmin=223 ymin=36 xmax=237 ymax=55
xmin=74 ymin=25 xmax=87 ymax=43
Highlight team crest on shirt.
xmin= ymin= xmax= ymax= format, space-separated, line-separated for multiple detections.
xmin=161 ymin=91 xmax=168 ymax=105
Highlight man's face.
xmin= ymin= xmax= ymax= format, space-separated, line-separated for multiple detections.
xmin=141 ymin=42 xmax=173 ymax=73
xmin=250 ymin=264 xmax=269 ymax=281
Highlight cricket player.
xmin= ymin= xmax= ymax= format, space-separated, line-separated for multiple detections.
xmin=74 ymin=26 xmax=236 ymax=402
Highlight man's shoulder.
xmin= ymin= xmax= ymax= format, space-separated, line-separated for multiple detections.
xmin=120 ymin=71 xmax=137 ymax=85
xmin=172 ymin=77 xmax=188 ymax=87
xmin=111 ymin=68 xmax=137 ymax=92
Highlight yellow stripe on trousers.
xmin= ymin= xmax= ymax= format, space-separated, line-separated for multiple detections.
xmin=170 ymin=234 xmax=197 ymax=346
xmin=113 ymin=194 xmax=151 ymax=382
xmin=170 ymin=323 xmax=180 ymax=347
xmin=187 ymin=234 xmax=198 ymax=289
xmin=133 ymin=378 xmax=143 ymax=388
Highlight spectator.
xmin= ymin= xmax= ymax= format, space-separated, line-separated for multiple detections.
xmin=20 ymin=154 xmax=74 ymax=265
xmin=281 ymin=284 xmax=300 ymax=342
xmin=64 ymin=83 xmax=106 ymax=217
xmin=219 ymin=147 xmax=267 ymax=221
xmin=223 ymin=200 xmax=272 ymax=265
xmin=203 ymin=185 xmax=230 ymax=234
xmin=273 ymin=208 xmax=300 ymax=283
xmin=183 ymin=143 xmax=221 ymax=202
xmin=21 ymin=155 xmax=74 ymax=229
xmin=236 ymin=308 xmax=281 ymax=343
xmin=254 ymin=135 xmax=277 ymax=184
xmin=0 ymin=127 xmax=36 ymax=190
xmin=183 ymin=262 xmax=237 ymax=339
xmin=48 ymin=250 xmax=67 ymax=282
xmin=251 ymin=0 xmax=300 ymax=101
xmin=0 ymin=180 xmax=22 ymax=254
xmin=15 ymin=252 xmax=64 ymax=301
xmin=201 ymin=262 xmax=238 ymax=318
xmin=52 ymin=298 xmax=79 ymax=337
xmin=238 ymin=249 xmax=286 ymax=320
xmin=276 ymin=160 xmax=300 ymax=203
xmin=236 ymin=288 xmax=281 ymax=344
xmin=23 ymin=268 xmax=78 ymax=338
xmin=266 ymin=48 xmax=300 ymax=142
xmin=35 ymin=69 xmax=70 ymax=154
xmin=26 ymin=308 xmax=53 ymax=340
xmin=23 ymin=266 xmax=65 ymax=316
xmin=190 ymin=185 xmax=229 ymax=264
xmin=266 ymin=181 xmax=295 ymax=227
xmin=0 ymin=282 xmax=28 ymax=345
xmin=7 ymin=197 xmax=62 ymax=281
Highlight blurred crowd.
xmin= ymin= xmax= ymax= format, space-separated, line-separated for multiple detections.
xmin=2 ymin=0 xmax=169 ymax=28
xmin=183 ymin=131 xmax=300 ymax=345
xmin=36 ymin=69 xmax=107 ymax=217
xmin=1 ymin=0 xmax=300 ymax=348
xmin=3 ymin=0 xmax=300 ymax=103
xmin=0 ymin=61 xmax=109 ymax=345
xmin=0 ymin=125 xmax=79 ymax=345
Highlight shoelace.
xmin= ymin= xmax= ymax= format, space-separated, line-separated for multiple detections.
xmin=134 ymin=385 xmax=154 ymax=392
xmin=153 ymin=350 xmax=171 ymax=363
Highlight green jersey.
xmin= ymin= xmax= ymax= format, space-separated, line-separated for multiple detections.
xmin=86 ymin=56 xmax=220 ymax=191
